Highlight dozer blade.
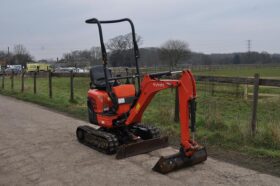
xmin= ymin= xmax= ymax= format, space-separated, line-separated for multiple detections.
xmin=116 ymin=136 xmax=169 ymax=159
xmin=153 ymin=147 xmax=207 ymax=174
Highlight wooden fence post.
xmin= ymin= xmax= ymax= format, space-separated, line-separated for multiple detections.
xmin=131 ymin=69 xmax=135 ymax=85
xmin=33 ymin=72 xmax=37 ymax=94
xmin=174 ymin=87 xmax=179 ymax=122
xmin=11 ymin=71 xmax=14 ymax=90
xmin=125 ymin=67 xmax=130 ymax=84
xmin=235 ymin=83 xmax=239 ymax=97
xmin=244 ymin=84 xmax=248 ymax=100
xmin=211 ymin=82 xmax=215 ymax=96
xmin=48 ymin=70 xmax=52 ymax=98
xmin=21 ymin=71 xmax=25 ymax=92
xmin=1 ymin=74 xmax=4 ymax=89
xmin=70 ymin=70 xmax=74 ymax=101
xmin=251 ymin=73 xmax=259 ymax=136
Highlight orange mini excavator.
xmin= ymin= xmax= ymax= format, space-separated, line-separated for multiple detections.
xmin=76 ymin=18 xmax=207 ymax=174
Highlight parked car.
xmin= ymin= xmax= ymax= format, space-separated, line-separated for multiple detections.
xmin=55 ymin=67 xmax=78 ymax=73
xmin=4 ymin=68 xmax=21 ymax=75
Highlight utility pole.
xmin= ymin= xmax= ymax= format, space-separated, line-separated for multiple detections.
xmin=6 ymin=46 xmax=10 ymax=67
xmin=247 ymin=40 xmax=251 ymax=63
xmin=247 ymin=40 xmax=251 ymax=53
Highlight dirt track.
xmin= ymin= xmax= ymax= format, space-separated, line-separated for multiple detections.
xmin=0 ymin=95 xmax=279 ymax=186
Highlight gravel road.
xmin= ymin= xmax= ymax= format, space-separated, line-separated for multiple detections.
xmin=0 ymin=95 xmax=279 ymax=186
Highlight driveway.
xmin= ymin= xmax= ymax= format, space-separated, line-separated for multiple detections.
xmin=0 ymin=95 xmax=279 ymax=186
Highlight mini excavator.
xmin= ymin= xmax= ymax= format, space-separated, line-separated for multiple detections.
xmin=76 ymin=18 xmax=207 ymax=174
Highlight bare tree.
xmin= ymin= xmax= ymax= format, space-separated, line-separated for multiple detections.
xmin=13 ymin=44 xmax=33 ymax=67
xmin=61 ymin=47 xmax=102 ymax=68
xmin=90 ymin=46 xmax=101 ymax=66
xmin=106 ymin=33 xmax=142 ymax=51
xmin=159 ymin=40 xmax=191 ymax=70
xmin=106 ymin=33 xmax=142 ymax=67
xmin=14 ymin=44 xmax=28 ymax=55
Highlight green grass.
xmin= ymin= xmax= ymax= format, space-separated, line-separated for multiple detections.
xmin=192 ymin=66 xmax=280 ymax=78
xmin=0 ymin=66 xmax=280 ymax=159
xmin=0 ymin=76 xmax=89 ymax=120
xmin=143 ymin=87 xmax=280 ymax=158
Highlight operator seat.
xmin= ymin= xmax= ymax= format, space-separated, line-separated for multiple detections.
xmin=89 ymin=65 xmax=136 ymax=115
xmin=90 ymin=65 xmax=118 ymax=90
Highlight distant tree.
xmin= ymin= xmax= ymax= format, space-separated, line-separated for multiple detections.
xmin=139 ymin=47 xmax=161 ymax=67
xmin=106 ymin=33 xmax=142 ymax=67
xmin=12 ymin=44 xmax=33 ymax=67
xmin=159 ymin=40 xmax=191 ymax=70
xmin=106 ymin=33 xmax=142 ymax=51
xmin=62 ymin=47 xmax=102 ymax=68
xmin=0 ymin=51 xmax=6 ymax=59
xmin=271 ymin=54 xmax=280 ymax=63
xmin=0 ymin=51 xmax=7 ymax=68
xmin=232 ymin=54 xmax=240 ymax=64
xmin=260 ymin=51 xmax=271 ymax=64
xmin=89 ymin=46 xmax=101 ymax=66
xmin=202 ymin=55 xmax=212 ymax=65
xmin=63 ymin=52 xmax=75 ymax=66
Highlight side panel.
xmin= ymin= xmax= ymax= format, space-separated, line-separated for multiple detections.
xmin=112 ymin=84 xmax=136 ymax=115
xmin=88 ymin=89 xmax=112 ymax=113
xmin=87 ymin=98 xmax=98 ymax=124
xmin=87 ymin=89 xmax=116 ymax=128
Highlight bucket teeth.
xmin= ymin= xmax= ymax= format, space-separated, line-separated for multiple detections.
xmin=153 ymin=147 xmax=207 ymax=174
xmin=116 ymin=136 xmax=168 ymax=159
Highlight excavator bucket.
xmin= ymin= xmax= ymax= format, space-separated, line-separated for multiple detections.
xmin=153 ymin=147 xmax=207 ymax=174
xmin=116 ymin=136 xmax=169 ymax=159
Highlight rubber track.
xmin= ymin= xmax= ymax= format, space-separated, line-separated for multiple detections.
xmin=77 ymin=125 xmax=119 ymax=154
xmin=134 ymin=124 xmax=160 ymax=139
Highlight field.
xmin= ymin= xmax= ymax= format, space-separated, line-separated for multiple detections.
xmin=193 ymin=66 xmax=280 ymax=78
xmin=1 ymin=66 xmax=280 ymax=168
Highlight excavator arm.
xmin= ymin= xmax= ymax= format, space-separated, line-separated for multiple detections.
xmin=126 ymin=70 xmax=196 ymax=153
xmin=125 ymin=70 xmax=207 ymax=174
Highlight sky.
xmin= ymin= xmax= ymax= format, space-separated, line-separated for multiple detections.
xmin=0 ymin=0 xmax=279 ymax=60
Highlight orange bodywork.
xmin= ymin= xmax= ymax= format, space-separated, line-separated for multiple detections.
xmin=88 ymin=89 xmax=112 ymax=113
xmin=88 ymin=70 xmax=198 ymax=155
xmin=112 ymin=84 xmax=136 ymax=115
xmin=88 ymin=84 xmax=136 ymax=128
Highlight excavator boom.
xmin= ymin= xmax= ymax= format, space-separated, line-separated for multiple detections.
xmin=123 ymin=70 xmax=207 ymax=173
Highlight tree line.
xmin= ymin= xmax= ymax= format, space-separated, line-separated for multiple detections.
xmin=0 ymin=44 xmax=33 ymax=68
xmin=1 ymin=34 xmax=280 ymax=69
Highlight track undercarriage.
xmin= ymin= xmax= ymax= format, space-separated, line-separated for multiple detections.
xmin=76 ymin=124 xmax=168 ymax=159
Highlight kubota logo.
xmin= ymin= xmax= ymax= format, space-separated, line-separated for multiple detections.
xmin=153 ymin=82 xmax=165 ymax=88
